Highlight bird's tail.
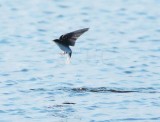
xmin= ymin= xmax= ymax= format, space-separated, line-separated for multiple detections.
xmin=66 ymin=53 xmax=72 ymax=64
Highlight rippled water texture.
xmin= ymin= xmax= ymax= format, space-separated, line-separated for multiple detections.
xmin=0 ymin=0 xmax=160 ymax=122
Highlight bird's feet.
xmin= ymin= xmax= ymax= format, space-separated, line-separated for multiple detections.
xmin=59 ymin=52 xmax=66 ymax=56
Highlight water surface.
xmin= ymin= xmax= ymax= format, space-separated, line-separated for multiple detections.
xmin=0 ymin=0 xmax=160 ymax=122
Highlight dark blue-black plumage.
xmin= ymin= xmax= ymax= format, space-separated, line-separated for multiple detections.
xmin=53 ymin=28 xmax=89 ymax=62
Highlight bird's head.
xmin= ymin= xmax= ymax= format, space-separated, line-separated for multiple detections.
xmin=53 ymin=39 xmax=59 ymax=43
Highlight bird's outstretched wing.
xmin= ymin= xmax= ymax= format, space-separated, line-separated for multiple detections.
xmin=59 ymin=28 xmax=89 ymax=46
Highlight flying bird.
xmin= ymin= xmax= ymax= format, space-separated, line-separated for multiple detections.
xmin=53 ymin=28 xmax=89 ymax=63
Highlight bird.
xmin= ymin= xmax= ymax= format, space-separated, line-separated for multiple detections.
xmin=53 ymin=28 xmax=89 ymax=63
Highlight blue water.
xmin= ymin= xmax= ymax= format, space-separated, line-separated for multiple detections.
xmin=0 ymin=0 xmax=160 ymax=122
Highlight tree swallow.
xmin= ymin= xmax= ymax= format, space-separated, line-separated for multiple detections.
xmin=53 ymin=28 xmax=89 ymax=63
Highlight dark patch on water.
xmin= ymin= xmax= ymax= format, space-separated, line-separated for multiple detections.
xmin=136 ymin=12 xmax=147 ymax=16
xmin=0 ymin=39 xmax=9 ymax=44
xmin=30 ymin=88 xmax=46 ymax=91
xmin=29 ymin=77 xmax=37 ymax=81
xmin=61 ymin=87 xmax=126 ymax=93
xmin=151 ymin=39 xmax=160 ymax=42
xmin=1 ymin=73 xmax=10 ymax=76
xmin=118 ymin=31 xmax=126 ymax=35
xmin=124 ymin=70 xmax=133 ymax=74
xmin=129 ymin=66 xmax=136 ymax=69
xmin=37 ymin=29 xmax=47 ymax=32
xmin=138 ymin=35 xmax=150 ymax=40
xmin=134 ymin=87 xmax=160 ymax=93
xmin=147 ymin=16 xmax=157 ymax=20
xmin=81 ymin=12 xmax=88 ymax=15
xmin=38 ymin=20 xmax=48 ymax=24
xmin=58 ymin=87 xmax=160 ymax=93
xmin=58 ymin=5 xmax=69 ymax=9
xmin=10 ymin=8 xmax=17 ymax=11
xmin=56 ymin=14 xmax=64 ymax=18
xmin=48 ymin=105 xmax=63 ymax=108
xmin=129 ymin=40 xmax=137 ymax=43
xmin=83 ymin=19 xmax=90 ymax=22
xmin=62 ymin=102 xmax=76 ymax=105
xmin=156 ymin=29 xmax=160 ymax=32
xmin=0 ymin=110 xmax=6 ymax=113
xmin=79 ymin=87 xmax=137 ymax=93
xmin=4 ymin=80 xmax=17 ymax=87
xmin=21 ymin=68 xmax=28 ymax=72
xmin=111 ymin=116 xmax=160 ymax=121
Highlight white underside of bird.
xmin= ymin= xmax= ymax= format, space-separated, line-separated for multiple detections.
xmin=55 ymin=42 xmax=72 ymax=64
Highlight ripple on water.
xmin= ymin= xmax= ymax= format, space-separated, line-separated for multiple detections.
xmin=1 ymin=73 xmax=10 ymax=76
xmin=0 ymin=39 xmax=9 ymax=44
xmin=136 ymin=12 xmax=147 ymax=16
xmin=147 ymin=16 xmax=157 ymax=20
xmin=58 ymin=5 xmax=69 ymax=9
xmin=156 ymin=29 xmax=160 ymax=33
xmin=0 ymin=110 xmax=6 ymax=113
xmin=81 ymin=12 xmax=88 ymax=16
xmin=43 ymin=11 xmax=54 ymax=15
xmin=37 ymin=20 xmax=48 ymax=24
xmin=5 ymin=80 xmax=17 ymax=87
xmin=83 ymin=19 xmax=90 ymax=23
xmin=21 ymin=68 xmax=29 ymax=72
xmin=56 ymin=14 xmax=64 ymax=18
xmin=37 ymin=29 xmax=47 ymax=32
xmin=124 ymin=70 xmax=133 ymax=74
xmin=7 ymin=109 xmax=25 ymax=115
xmin=138 ymin=35 xmax=150 ymax=40
xmin=57 ymin=87 xmax=160 ymax=93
